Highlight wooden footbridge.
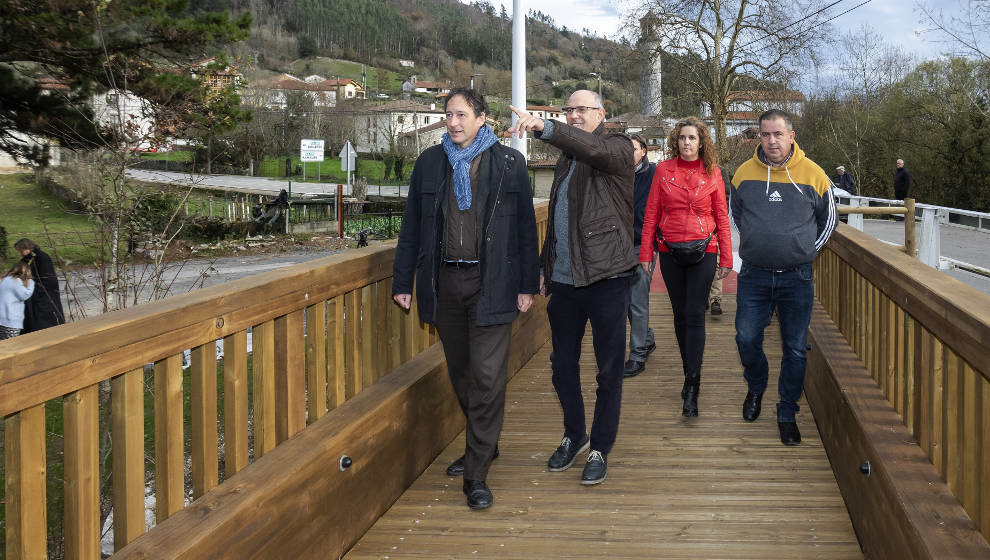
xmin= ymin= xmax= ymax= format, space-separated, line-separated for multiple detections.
xmin=3 ymin=202 xmax=990 ymax=558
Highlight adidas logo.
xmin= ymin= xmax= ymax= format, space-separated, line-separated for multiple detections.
xmin=769 ymin=190 xmax=783 ymax=202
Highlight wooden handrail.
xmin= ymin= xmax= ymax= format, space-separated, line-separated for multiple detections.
xmin=2 ymin=201 xmax=549 ymax=558
xmin=838 ymin=197 xmax=916 ymax=257
xmin=814 ymin=221 xmax=990 ymax=539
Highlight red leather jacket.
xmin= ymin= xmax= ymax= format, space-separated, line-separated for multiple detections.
xmin=639 ymin=157 xmax=732 ymax=268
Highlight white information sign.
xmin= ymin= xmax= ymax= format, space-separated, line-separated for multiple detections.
xmin=300 ymin=139 xmax=325 ymax=162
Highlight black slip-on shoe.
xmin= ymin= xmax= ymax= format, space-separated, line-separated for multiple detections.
xmin=778 ymin=421 xmax=801 ymax=446
xmin=445 ymin=446 xmax=499 ymax=476
xmin=742 ymin=391 xmax=764 ymax=422
xmin=463 ymin=479 xmax=493 ymax=509
xmin=623 ymin=359 xmax=645 ymax=378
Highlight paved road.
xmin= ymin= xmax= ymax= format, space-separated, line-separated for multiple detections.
xmin=861 ymin=219 xmax=990 ymax=294
xmin=125 ymin=168 xmax=409 ymax=198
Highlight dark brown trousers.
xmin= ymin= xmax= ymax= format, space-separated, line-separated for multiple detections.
xmin=435 ymin=263 xmax=512 ymax=481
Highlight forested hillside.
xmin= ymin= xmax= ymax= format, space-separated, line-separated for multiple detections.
xmin=191 ymin=0 xmax=704 ymax=115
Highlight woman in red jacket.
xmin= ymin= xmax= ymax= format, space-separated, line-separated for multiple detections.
xmin=640 ymin=117 xmax=732 ymax=416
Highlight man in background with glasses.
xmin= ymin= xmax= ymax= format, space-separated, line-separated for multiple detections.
xmin=509 ymin=90 xmax=636 ymax=485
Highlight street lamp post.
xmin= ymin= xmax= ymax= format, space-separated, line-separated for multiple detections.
xmin=589 ymin=72 xmax=602 ymax=98
xmin=470 ymin=73 xmax=484 ymax=90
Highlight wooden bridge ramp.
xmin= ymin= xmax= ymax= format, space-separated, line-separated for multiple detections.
xmin=348 ymin=294 xmax=862 ymax=559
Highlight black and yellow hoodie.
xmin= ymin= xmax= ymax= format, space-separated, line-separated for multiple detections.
xmin=730 ymin=142 xmax=837 ymax=270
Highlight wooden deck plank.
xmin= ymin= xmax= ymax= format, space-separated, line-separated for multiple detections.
xmin=347 ymin=295 xmax=861 ymax=559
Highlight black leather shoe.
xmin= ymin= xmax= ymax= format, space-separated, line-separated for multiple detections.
xmin=682 ymin=385 xmax=699 ymax=417
xmin=580 ymin=450 xmax=607 ymax=485
xmin=778 ymin=421 xmax=801 ymax=445
xmin=446 ymin=447 xmax=499 ymax=476
xmin=742 ymin=391 xmax=763 ymax=422
xmin=710 ymin=300 xmax=723 ymax=316
xmin=547 ymin=434 xmax=590 ymax=472
xmin=463 ymin=479 xmax=493 ymax=509
xmin=623 ymin=359 xmax=645 ymax=378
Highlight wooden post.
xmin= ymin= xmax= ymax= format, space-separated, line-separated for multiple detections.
xmin=112 ymin=369 xmax=146 ymax=550
xmin=223 ymin=331 xmax=249 ymax=476
xmin=274 ymin=310 xmax=305 ymax=443
xmin=155 ymin=354 xmax=184 ymax=522
xmin=64 ymin=385 xmax=101 ymax=560
xmin=191 ymin=343 xmax=219 ymax=498
xmin=5 ymin=404 xmax=48 ymax=560
xmin=904 ymin=198 xmax=916 ymax=258
xmin=253 ymin=320 xmax=276 ymax=457
xmin=306 ymin=302 xmax=328 ymax=422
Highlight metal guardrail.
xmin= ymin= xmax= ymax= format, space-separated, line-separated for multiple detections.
xmin=836 ymin=195 xmax=990 ymax=233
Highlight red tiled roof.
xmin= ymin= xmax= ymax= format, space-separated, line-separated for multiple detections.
xmin=527 ymin=105 xmax=561 ymax=112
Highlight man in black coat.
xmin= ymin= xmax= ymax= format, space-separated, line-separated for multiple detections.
xmin=834 ymin=165 xmax=856 ymax=195
xmin=15 ymin=238 xmax=65 ymax=332
xmin=894 ymin=158 xmax=910 ymax=200
xmin=392 ymin=87 xmax=540 ymax=510
xmin=623 ymin=134 xmax=657 ymax=377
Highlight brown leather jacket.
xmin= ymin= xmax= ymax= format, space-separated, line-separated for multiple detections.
xmin=539 ymin=121 xmax=637 ymax=287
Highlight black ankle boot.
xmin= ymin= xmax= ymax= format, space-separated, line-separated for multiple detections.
xmin=681 ymin=385 xmax=699 ymax=417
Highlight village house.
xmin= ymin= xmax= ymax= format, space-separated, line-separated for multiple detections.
xmin=401 ymin=75 xmax=452 ymax=95
xmin=354 ymin=100 xmax=446 ymax=154
xmin=701 ymin=89 xmax=806 ymax=137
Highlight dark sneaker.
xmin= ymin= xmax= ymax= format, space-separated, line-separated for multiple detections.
xmin=710 ymin=300 xmax=723 ymax=316
xmin=742 ymin=391 xmax=763 ymax=422
xmin=778 ymin=422 xmax=801 ymax=446
xmin=623 ymin=359 xmax=645 ymax=378
xmin=445 ymin=446 xmax=499 ymax=476
xmin=463 ymin=479 xmax=493 ymax=509
xmin=547 ymin=434 xmax=590 ymax=472
xmin=645 ymin=341 xmax=657 ymax=357
xmin=580 ymin=450 xmax=607 ymax=485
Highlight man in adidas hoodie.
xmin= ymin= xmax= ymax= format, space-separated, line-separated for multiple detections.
xmin=730 ymin=109 xmax=836 ymax=446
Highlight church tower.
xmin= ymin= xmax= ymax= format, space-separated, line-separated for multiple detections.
xmin=640 ymin=12 xmax=662 ymax=116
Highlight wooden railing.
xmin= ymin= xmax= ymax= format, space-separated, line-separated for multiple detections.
xmin=1 ymin=202 xmax=549 ymax=559
xmin=813 ymin=223 xmax=990 ymax=540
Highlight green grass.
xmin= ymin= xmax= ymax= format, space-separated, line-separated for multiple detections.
xmin=139 ymin=150 xmax=194 ymax=162
xmin=287 ymin=57 xmax=406 ymax=92
xmin=257 ymin=155 xmax=406 ymax=185
xmin=0 ymin=173 xmax=100 ymax=265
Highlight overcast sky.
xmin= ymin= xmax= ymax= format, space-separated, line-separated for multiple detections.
xmin=466 ymin=0 xmax=971 ymax=62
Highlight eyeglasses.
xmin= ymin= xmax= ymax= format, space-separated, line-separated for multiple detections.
xmin=562 ymin=106 xmax=602 ymax=115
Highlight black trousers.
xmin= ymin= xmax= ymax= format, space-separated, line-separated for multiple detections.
xmin=658 ymin=252 xmax=717 ymax=385
xmin=547 ymin=276 xmax=631 ymax=456
xmin=435 ymin=264 xmax=512 ymax=481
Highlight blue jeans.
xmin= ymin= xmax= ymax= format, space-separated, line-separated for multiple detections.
xmin=627 ymin=254 xmax=655 ymax=361
xmin=734 ymin=262 xmax=815 ymax=422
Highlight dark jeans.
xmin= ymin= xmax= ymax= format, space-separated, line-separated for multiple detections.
xmin=734 ymin=262 xmax=815 ymax=422
xmin=547 ymin=276 xmax=631 ymax=455
xmin=658 ymin=252 xmax=717 ymax=385
xmin=435 ymin=264 xmax=512 ymax=481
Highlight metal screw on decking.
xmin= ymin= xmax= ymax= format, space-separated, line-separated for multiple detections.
xmin=860 ymin=461 xmax=871 ymax=477
xmin=340 ymin=455 xmax=353 ymax=471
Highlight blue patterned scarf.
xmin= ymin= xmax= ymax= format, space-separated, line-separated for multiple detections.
xmin=441 ymin=125 xmax=498 ymax=210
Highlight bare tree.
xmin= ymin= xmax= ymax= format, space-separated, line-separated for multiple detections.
xmin=918 ymin=0 xmax=989 ymax=61
xmin=628 ymin=0 xmax=834 ymax=160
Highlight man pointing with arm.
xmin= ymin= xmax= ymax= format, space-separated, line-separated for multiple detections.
xmin=508 ymin=90 xmax=637 ymax=485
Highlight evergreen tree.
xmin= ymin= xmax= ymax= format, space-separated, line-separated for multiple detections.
xmin=0 ymin=0 xmax=251 ymax=164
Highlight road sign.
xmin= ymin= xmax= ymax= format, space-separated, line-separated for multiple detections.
xmin=300 ymin=139 xmax=325 ymax=162
xmin=339 ymin=141 xmax=356 ymax=172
